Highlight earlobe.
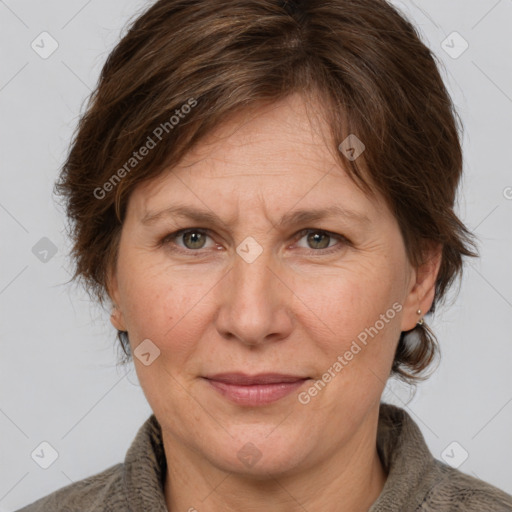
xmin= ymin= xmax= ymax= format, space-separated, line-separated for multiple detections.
xmin=106 ymin=270 xmax=126 ymax=331
xmin=401 ymin=243 xmax=443 ymax=332
xmin=110 ymin=303 xmax=127 ymax=331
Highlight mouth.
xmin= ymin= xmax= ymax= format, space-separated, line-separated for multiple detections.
xmin=202 ymin=373 xmax=310 ymax=406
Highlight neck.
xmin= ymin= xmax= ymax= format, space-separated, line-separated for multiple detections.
xmin=162 ymin=407 xmax=387 ymax=512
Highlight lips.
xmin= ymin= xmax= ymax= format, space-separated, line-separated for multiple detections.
xmin=203 ymin=373 xmax=310 ymax=406
xmin=204 ymin=372 xmax=308 ymax=385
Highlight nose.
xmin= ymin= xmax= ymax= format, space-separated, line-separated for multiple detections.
xmin=214 ymin=247 xmax=294 ymax=347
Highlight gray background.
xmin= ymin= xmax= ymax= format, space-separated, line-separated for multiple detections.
xmin=1 ymin=0 xmax=511 ymax=509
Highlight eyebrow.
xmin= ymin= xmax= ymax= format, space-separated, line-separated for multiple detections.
xmin=140 ymin=204 xmax=370 ymax=228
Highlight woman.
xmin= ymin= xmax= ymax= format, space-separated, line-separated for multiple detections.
xmin=17 ymin=0 xmax=512 ymax=510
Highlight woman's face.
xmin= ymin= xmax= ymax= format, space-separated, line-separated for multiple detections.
xmin=110 ymin=93 xmax=436 ymax=477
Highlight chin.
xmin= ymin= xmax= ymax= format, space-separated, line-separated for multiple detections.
xmin=203 ymin=428 xmax=311 ymax=478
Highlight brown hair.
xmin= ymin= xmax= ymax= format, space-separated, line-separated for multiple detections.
xmin=55 ymin=0 xmax=478 ymax=383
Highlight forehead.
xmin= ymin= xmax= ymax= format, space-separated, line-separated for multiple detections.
xmin=177 ymin=94 xmax=335 ymax=174
xmin=129 ymin=93 xmax=386 ymax=223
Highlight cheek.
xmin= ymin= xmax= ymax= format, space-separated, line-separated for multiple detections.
xmin=292 ymin=263 xmax=406 ymax=409
xmin=296 ymin=263 xmax=403 ymax=343
xmin=116 ymin=253 xmax=221 ymax=357
xmin=297 ymin=272 xmax=404 ymax=406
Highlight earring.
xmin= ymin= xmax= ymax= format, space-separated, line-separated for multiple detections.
xmin=417 ymin=309 xmax=424 ymax=326
xmin=111 ymin=304 xmax=118 ymax=317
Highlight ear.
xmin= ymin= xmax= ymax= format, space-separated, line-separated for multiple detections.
xmin=401 ymin=242 xmax=443 ymax=332
xmin=106 ymin=268 xmax=127 ymax=332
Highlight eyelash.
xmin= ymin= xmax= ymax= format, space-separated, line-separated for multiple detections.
xmin=159 ymin=228 xmax=350 ymax=256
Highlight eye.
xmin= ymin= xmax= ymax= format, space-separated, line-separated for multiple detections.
xmin=294 ymin=229 xmax=349 ymax=255
xmin=161 ymin=228 xmax=217 ymax=253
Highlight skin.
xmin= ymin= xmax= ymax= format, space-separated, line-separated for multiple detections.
xmin=109 ymin=92 xmax=442 ymax=512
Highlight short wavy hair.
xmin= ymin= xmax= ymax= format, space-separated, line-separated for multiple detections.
xmin=56 ymin=0 xmax=478 ymax=383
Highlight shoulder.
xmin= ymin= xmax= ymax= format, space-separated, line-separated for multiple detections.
xmin=374 ymin=403 xmax=512 ymax=511
xmin=15 ymin=413 xmax=167 ymax=512
xmin=419 ymin=461 xmax=512 ymax=511
xmin=15 ymin=463 xmax=125 ymax=512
